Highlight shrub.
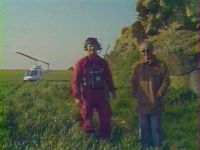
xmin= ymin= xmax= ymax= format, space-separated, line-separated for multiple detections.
xmin=143 ymin=0 xmax=158 ymax=13
xmin=163 ymin=86 xmax=197 ymax=104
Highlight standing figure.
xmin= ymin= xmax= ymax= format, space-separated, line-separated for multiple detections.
xmin=71 ymin=37 xmax=116 ymax=139
xmin=131 ymin=41 xmax=170 ymax=148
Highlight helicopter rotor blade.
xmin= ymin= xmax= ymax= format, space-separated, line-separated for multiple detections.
xmin=38 ymin=59 xmax=50 ymax=70
xmin=16 ymin=51 xmax=38 ymax=61
xmin=38 ymin=59 xmax=49 ymax=65
xmin=16 ymin=51 xmax=50 ymax=69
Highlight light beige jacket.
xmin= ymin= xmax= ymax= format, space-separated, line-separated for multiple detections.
xmin=131 ymin=56 xmax=170 ymax=114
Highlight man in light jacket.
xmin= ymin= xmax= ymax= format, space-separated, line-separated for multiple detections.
xmin=131 ymin=41 xmax=170 ymax=147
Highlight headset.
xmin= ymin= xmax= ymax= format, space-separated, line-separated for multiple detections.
xmin=83 ymin=37 xmax=102 ymax=51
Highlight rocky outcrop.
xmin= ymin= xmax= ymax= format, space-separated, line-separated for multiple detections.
xmin=107 ymin=0 xmax=199 ymax=89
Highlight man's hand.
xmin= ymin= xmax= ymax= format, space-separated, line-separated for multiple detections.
xmin=110 ymin=92 xmax=116 ymax=100
xmin=75 ymin=99 xmax=81 ymax=104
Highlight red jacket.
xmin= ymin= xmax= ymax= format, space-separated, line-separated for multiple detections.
xmin=70 ymin=54 xmax=115 ymax=99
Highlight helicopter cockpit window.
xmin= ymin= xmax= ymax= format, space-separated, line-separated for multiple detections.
xmin=25 ymin=70 xmax=38 ymax=76
xmin=24 ymin=71 xmax=30 ymax=76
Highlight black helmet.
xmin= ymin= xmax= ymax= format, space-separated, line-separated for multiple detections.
xmin=84 ymin=37 xmax=102 ymax=51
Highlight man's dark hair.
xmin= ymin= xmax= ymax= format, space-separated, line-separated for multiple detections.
xmin=84 ymin=37 xmax=102 ymax=51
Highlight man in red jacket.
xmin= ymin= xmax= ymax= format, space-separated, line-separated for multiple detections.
xmin=71 ymin=37 xmax=116 ymax=139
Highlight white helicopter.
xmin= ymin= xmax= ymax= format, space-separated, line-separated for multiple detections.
xmin=16 ymin=51 xmax=49 ymax=81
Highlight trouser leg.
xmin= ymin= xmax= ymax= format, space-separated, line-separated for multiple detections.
xmin=80 ymin=100 xmax=94 ymax=134
xmin=95 ymin=100 xmax=111 ymax=139
xmin=76 ymin=101 xmax=84 ymax=127
xmin=150 ymin=113 xmax=162 ymax=147
xmin=139 ymin=114 xmax=152 ymax=146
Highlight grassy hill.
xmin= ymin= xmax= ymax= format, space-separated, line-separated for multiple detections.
xmin=0 ymin=74 xmax=198 ymax=149
xmin=104 ymin=0 xmax=199 ymax=149
xmin=0 ymin=57 xmax=198 ymax=150
xmin=1 ymin=0 xmax=199 ymax=149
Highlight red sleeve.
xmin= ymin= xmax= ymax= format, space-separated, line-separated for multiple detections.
xmin=70 ymin=62 xmax=81 ymax=99
xmin=104 ymin=61 xmax=115 ymax=93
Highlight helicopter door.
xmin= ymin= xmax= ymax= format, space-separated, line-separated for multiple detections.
xmin=37 ymin=70 xmax=42 ymax=80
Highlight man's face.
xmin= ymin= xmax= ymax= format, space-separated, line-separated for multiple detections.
xmin=86 ymin=44 xmax=98 ymax=55
xmin=140 ymin=49 xmax=153 ymax=62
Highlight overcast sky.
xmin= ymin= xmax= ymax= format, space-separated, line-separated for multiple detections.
xmin=2 ymin=0 xmax=137 ymax=69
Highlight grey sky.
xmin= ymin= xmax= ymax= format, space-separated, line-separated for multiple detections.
xmin=4 ymin=0 xmax=137 ymax=69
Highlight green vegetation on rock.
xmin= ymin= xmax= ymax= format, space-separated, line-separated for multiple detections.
xmin=1 ymin=0 xmax=199 ymax=149
xmin=136 ymin=0 xmax=197 ymax=36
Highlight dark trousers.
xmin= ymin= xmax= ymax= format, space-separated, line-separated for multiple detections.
xmin=139 ymin=113 xmax=162 ymax=147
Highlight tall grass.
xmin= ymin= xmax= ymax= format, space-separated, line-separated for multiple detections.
xmin=3 ymin=82 xmax=143 ymax=149
xmin=1 ymin=80 xmax=198 ymax=149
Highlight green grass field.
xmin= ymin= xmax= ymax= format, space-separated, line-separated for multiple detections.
xmin=0 ymin=69 xmax=198 ymax=150
xmin=0 ymin=69 xmax=71 ymax=84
